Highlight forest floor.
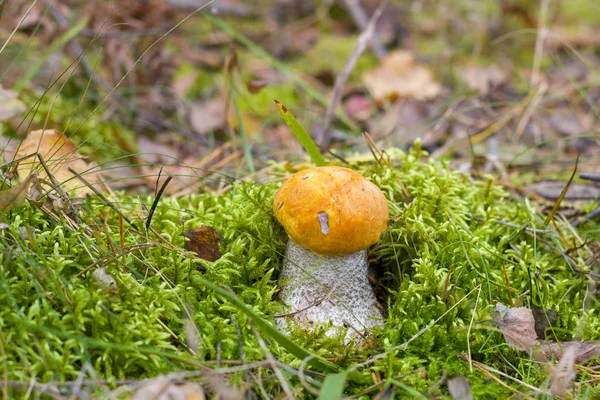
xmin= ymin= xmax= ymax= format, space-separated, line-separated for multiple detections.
xmin=0 ymin=0 xmax=599 ymax=398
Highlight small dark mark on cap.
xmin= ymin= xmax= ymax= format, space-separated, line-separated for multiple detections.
xmin=317 ymin=211 xmax=329 ymax=235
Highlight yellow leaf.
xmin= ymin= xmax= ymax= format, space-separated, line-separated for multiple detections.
xmin=363 ymin=50 xmax=442 ymax=102
xmin=0 ymin=173 xmax=36 ymax=212
xmin=15 ymin=129 xmax=103 ymax=197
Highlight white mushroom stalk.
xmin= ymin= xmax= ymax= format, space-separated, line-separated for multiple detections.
xmin=273 ymin=166 xmax=389 ymax=339
xmin=278 ymin=241 xmax=383 ymax=335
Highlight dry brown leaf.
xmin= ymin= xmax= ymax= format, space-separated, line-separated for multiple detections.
xmin=527 ymin=181 xmax=600 ymax=201
xmin=537 ymin=340 xmax=600 ymax=364
xmin=0 ymin=173 xmax=36 ymax=212
xmin=459 ymin=65 xmax=510 ymax=95
xmin=494 ymin=303 xmax=537 ymax=351
xmin=15 ymin=129 xmax=103 ymax=197
xmin=447 ymin=375 xmax=473 ymax=400
xmin=183 ymin=226 xmax=224 ymax=262
xmin=549 ymin=345 xmax=578 ymax=396
xmin=530 ymin=304 xmax=559 ymax=339
xmin=91 ymin=267 xmax=120 ymax=300
xmin=188 ymin=98 xmax=226 ymax=136
xmin=363 ymin=50 xmax=442 ymax=102
xmin=129 ymin=377 xmax=206 ymax=400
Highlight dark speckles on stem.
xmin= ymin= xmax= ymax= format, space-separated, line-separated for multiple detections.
xmin=317 ymin=211 xmax=329 ymax=235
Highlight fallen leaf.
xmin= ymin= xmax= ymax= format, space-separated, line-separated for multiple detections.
xmin=0 ymin=86 xmax=26 ymax=121
xmin=549 ymin=345 xmax=578 ymax=397
xmin=129 ymin=377 xmax=206 ymax=400
xmin=0 ymin=173 xmax=36 ymax=212
xmin=246 ymin=79 xmax=268 ymax=94
xmin=459 ymin=64 xmax=510 ymax=95
xmin=188 ymin=97 xmax=226 ymax=136
xmin=183 ymin=226 xmax=224 ymax=262
xmin=90 ymin=267 xmax=120 ymax=300
xmin=15 ymin=129 xmax=103 ymax=197
xmin=200 ymin=372 xmax=244 ymax=400
xmin=494 ymin=303 xmax=537 ymax=351
xmin=363 ymin=50 xmax=442 ymax=102
xmin=447 ymin=375 xmax=473 ymax=400
xmin=137 ymin=134 xmax=180 ymax=164
xmin=184 ymin=317 xmax=199 ymax=352
xmin=527 ymin=181 xmax=600 ymax=201
xmin=344 ymin=94 xmax=374 ymax=121
xmin=537 ymin=340 xmax=600 ymax=364
xmin=530 ymin=304 xmax=559 ymax=339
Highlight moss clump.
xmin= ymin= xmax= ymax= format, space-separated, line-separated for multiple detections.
xmin=0 ymin=145 xmax=598 ymax=397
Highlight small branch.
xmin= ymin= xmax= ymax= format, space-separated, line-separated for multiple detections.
xmin=317 ymin=0 xmax=389 ymax=144
xmin=273 ymin=284 xmax=337 ymax=318
xmin=580 ymin=172 xmax=600 ymax=182
xmin=530 ymin=0 xmax=550 ymax=86
xmin=343 ymin=0 xmax=387 ymax=60
xmin=36 ymin=153 xmax=81 ymax=224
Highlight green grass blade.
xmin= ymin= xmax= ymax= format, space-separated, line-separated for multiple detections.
xmin=275 ymin=100 xmax=325 ymax=166
xmin=233 ymin=95 xmax=255 ymax=173
xmin=388 ymin=379 xmax=428 ymax=399
xmin=544 ymin=154 xmax=579 ymax=225
xmin=14 ymin=15 xmax=90 ymax=92
xmin=318 ymin=371 xmax=349 ymax=400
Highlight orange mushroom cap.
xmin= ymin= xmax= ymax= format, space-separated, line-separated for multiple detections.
xmin=273 ymin=166 xmax=389 ymax=255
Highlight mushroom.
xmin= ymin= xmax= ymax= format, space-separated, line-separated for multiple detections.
xmin=273 ymin=166 xmax=388 ymax=338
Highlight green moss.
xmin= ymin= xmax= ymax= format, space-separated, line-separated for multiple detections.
xmin=0 ymin=145 xmax=598 ymax=397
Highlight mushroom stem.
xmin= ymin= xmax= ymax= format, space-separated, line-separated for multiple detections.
xmin=277 ymin=241 xmax=384 ymax=338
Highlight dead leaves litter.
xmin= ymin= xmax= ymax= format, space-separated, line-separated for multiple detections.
xmin=183 ymin=226 xmax=224 ymax=262
xmin=0 ymin=172 xmax=36 ymax=212
xmin=363 ymin=50 xmax=442 ymax=103
xmin=15 ymin=129 xmax=103 ymax=198
xmin=493 ymin=303 xmax=537 ymax=352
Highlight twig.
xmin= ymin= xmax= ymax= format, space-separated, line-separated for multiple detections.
xmin=317 ymin=0 xmax=389 ymax=144
xmin=342 ymin=319 xmax=369 ymax=342
xmin=580 ymin=172 xmax=600 ymax=182
xmin=273 ymin=284 xmax=337 ymax=318
xmin=0 ymin=0 xmax=40 ymax=56
xmin=343 ymin=0 xmax=387 ymax=59
xmin=459 ymin=355 xmax=552 ymax=397
xmin=531 ymin=0 xmax=550 ymax=86
xmin=573 ymin=206 xmax=600 ymax=228
xmin=36 ymin=153 xmax=82 ymax=224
